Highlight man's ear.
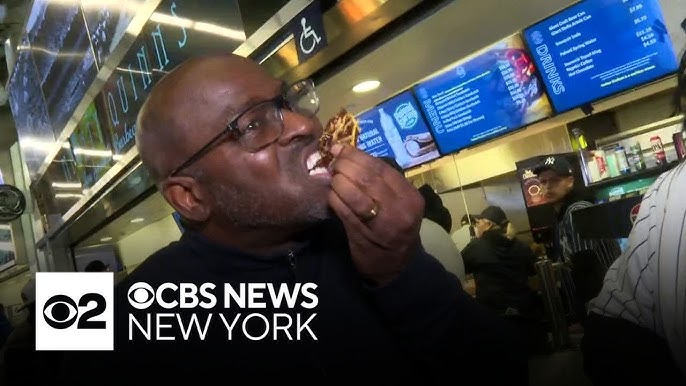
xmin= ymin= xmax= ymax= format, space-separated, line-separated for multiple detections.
xmin=160 ymin=177 xmax=211 ymax=223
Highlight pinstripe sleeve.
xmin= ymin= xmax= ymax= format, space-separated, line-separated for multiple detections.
xmin=589 ymin=162 xmax=686 ymax=376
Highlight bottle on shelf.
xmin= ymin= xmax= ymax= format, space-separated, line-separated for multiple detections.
xmin=650 ymin=135 xmax=667 ymax=165
xmin=615 ymin=145 xmax=631 ymax=175
xmin=673 ymin=128 xmax=686 ymax=161
xmin=571 ymin=128 xmax=598 ymax=184
xmin=605 ymin=150 xmax=620 ymax=178
xmin=593 ymin=149 xmax=609 ymax=180
xmin=629 ymin=142 xmax=647 ymax=171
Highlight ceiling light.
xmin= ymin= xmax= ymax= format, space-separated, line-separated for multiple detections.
xmin=352 ymin=80 xmax=380 ymax=93
xmin=55 ymin=193 xmax=83 ymax=199
xmin=52 ymin=182 xmax=82 ymax=189
xmin=100 ymin=237 xmax=113 ymax=242
xmin=130 ymin=218 xmax=145 ymax=223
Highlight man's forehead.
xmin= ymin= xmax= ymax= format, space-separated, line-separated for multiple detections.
xmin=161 ymin=57 xmax=283 ymax=120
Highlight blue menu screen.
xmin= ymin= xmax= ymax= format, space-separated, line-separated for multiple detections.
xmin=523 ymin=0 xmax=679 ymax=113
xmin=413 ymin=34 xmax=554 ymax=155
xmin=356 ymin=91 xmax=440 ymax=170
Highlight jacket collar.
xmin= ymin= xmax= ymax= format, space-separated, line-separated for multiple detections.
xmin=179 ymin=219 xmax=341 ymax=271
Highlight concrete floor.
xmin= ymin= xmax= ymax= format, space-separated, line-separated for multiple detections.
xmin=529 ymin=348 xmax=593 ymax=386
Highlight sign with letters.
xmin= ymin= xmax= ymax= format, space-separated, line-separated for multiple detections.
xmin=290 ymin=0 xmax=327 ymax=63
xmin=93 ymin=0 xmax=246 ymax=157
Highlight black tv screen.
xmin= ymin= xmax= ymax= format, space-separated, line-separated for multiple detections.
xmin=523 ymin=0 xmax=679 ymax=113
xmin=82 ymin=1 xmax=143 ymax=69
xmin=413 ymin=33 xmax=554 ymax=155
xmin=93 ymin=0 xmax=246 ymax=158
xmin=25 ymin=0 xmax=98 ymax=138
xmin=8 ymin=35 xmax=56 ymax=179
xmin=356 ymin=90 xmax=440 ymax=170
xmin=69 ymin=102 xmax=115 ymax=189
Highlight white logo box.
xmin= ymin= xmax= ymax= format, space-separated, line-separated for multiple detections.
xmin=35 ymin=272 xmax=114 ymax=351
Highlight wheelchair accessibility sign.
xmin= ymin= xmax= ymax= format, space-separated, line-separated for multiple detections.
xmin=291 ymin=0 xmax=327 ymax=63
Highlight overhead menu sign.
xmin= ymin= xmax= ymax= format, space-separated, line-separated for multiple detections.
xmin=356 ymin=90 xmax=440 ymax=170
xmin=524 ymin=0 xmax=679 ymax=113
xmin=413 ymin=34 xmax=554 ymax=155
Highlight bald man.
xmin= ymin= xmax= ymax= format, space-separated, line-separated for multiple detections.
xmin=61 ymin=54 xmax=526 ymax=384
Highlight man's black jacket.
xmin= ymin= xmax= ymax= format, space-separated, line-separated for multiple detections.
xmin=60 ymin=219 xmax=527 ymax=384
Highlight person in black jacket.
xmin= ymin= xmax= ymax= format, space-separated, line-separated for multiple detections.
xmin=462 ymin=206 xmax=546 ymax=354
xmin=60 ymin=54 xmax=527 ymax=384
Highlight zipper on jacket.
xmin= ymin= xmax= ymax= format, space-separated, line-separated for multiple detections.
xmin=287 ymin=250 xmax=297 ymax=280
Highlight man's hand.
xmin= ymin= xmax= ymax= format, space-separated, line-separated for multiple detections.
xmin=327 ymin=144 xmax=424 ymax=286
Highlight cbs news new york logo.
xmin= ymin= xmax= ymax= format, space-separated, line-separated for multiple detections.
xmin=35 ymin=272 xmax=114 ymax=351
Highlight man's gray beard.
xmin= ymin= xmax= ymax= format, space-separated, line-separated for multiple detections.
xmin=209 ymin=180 xmax=330 ymax=229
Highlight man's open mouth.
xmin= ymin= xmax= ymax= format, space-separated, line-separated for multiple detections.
xmin=306 ymin=151 xmax=329 ymax=176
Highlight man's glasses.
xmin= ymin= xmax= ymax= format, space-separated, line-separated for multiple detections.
xmin=168 ymin=79 xmax=320 ymax=177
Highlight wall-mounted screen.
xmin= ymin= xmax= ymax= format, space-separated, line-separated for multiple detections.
xmin=26 ymin=0 xmax=98 ymax=138
xmin=94 ymin=40 xmax=155 ymax=157
xmin=82 ymin=1 xmax=143 ymax=69
xmin=31 ymin=145 xmax=82 ymax=218
xmin=0 ymin=225 xmax=16 ymax=273
xmin=414 ymin=33 xmax=554 ymax=155
xmin=356 ymin=90 xmax=440 ymax=170
xmin=69 ymin=103 xmax=115 ymax=189
xmin=8 ymin=35 xmax=56 ymax=181
xmin=524 ymin=0 xmax=679 ymax=113
xmin=94 ymin=0 xmax=246 ymax=158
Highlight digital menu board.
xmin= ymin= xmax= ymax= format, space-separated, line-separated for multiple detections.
xmin=414 ymin=34 xmax=554 ymax=155
xmin=69 ymin=103 xmax=114 ymax=189
xmin=524 ymin=0 xmax=679 ymax=113
xmin=26 ymin=0 xmax=98 ymax=138
xmin=356 ymin=91 xmax=440 ymax=170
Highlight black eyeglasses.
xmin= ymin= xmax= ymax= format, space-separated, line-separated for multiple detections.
xmin=167 ymin=79 xmax=320 ymax=177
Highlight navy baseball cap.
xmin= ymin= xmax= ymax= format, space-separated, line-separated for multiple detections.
xmin=533 ymin=155 xmax=573 ymax=176
xmin=476 ymin=206 xmax=508 ymax=227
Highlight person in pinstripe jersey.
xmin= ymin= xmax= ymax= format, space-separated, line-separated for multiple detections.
xmin=582 ymin=160 xmax=686 ymax=385
xmin=534 ymin=156 xmax=622 ymax=325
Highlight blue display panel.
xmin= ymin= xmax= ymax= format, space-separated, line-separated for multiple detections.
xmin=414 ymin=34 xmax=554 ymax=155
xmin=523 ymin=0 xmax=679 ymax=113
xmin=356 ymin=91 xmax=440 ymax=170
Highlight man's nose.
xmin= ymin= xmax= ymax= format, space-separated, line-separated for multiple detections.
xmin=278 ymin=109 xmax=321 ymax=144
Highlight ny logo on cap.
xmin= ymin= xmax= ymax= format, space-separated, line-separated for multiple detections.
xmin=545 ymin=157 xmax=555 ymax=165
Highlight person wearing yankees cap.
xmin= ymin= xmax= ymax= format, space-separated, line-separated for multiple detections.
xmin=59 ymin=54 xmax=527 ymax=384
xmin=534 ymin=155 xmax=621 ymax=326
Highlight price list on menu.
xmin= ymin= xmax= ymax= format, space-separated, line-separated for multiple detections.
xmin=524 ymin=0 xmax=678 ymax=113
xmin=628 ymin=1 xmax=657 ymax=48
xmin=499 ymin=60 xmax=526 ymax=110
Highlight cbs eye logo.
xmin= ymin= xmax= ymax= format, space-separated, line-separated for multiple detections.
xmin=127 ymin=282 xmax=155 ymax=310
xmin=42 ymin=293 xmax=107 ymax=330
xmin=35 ymin=272 xmax=113 ymax=351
